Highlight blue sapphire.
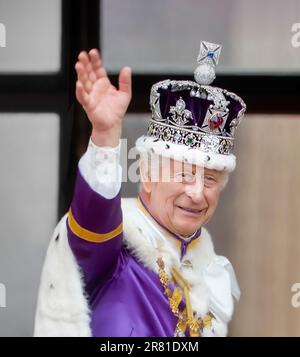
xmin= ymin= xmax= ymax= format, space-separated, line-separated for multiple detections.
xmin=207 ymin=50 xmax=214 ymax=58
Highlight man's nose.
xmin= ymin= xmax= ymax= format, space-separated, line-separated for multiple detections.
xmin=185 ymin=178 xmax=205 ymax=203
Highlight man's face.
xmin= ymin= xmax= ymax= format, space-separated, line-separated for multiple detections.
xmin=141 ymin=158 xmax=224 ymax=237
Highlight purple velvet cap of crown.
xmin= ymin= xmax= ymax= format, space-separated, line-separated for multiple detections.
xmin=157 ymin=84 xmax=244 ymax=137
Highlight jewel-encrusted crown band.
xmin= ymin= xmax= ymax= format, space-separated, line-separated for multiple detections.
xmin=147 ymin=120 xmax=234 ymax=155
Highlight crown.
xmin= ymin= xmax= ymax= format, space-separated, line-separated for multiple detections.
xmin=146 ymin=41 xmax=246 ymax=156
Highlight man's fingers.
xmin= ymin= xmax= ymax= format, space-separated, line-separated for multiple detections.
xmin=75 ymin=62 xmax=93 ymax=93
xmin=75 ymin=62 xmax=87 ymax=81
xmin=78 ymin=51 xmax=90 ymax=65
xmin=78 ymin=51 xmax=94 ymax=80
xmin=76 ymin=81 xmax=89 ymax=107
xmin=118 ymin=66 xmax=132 ymax=97
xmin=89 ymin=49 xmax=108 ymax=80
xmin=77 ymin=49 xmax=108 ymax=85
xmin=76 ymin=62 xmax=95 ymax=86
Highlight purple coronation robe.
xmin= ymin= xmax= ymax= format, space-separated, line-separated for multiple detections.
xmin=67 ymin=170 xmax=195 ymax=337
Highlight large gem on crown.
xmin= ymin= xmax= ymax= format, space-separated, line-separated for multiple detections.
xmin=209 ymin=113 xmax=224 ymax=130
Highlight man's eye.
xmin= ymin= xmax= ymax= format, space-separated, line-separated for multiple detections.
xmin=182 ymin=173 xmax=195 ymax=183
xmin=204 ymin=176 xmax=216 ymax=184
xmin=174 ymin=172 xmax=194 ymax=182
xmin=182 ymin=173 xmax=192 ymax=178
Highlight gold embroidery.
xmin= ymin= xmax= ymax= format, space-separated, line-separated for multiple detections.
xmin=157 ymin=256 xmax=214 ymax=337
xmin=169 ymin=287 xmax=182 ymax=314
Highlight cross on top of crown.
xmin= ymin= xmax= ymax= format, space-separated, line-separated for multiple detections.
xmin=197 ymin=41 xmax=222 ymax=67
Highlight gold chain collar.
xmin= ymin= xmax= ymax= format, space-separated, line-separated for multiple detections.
xmin=157 ymin=257 xmax=213 ymax=337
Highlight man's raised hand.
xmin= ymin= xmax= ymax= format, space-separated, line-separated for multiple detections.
xmin=75 ymin=49 xmax=132 ymax=146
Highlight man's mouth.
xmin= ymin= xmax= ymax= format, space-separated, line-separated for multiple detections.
xmin=176 ymin=205 xmax=206 ymax=215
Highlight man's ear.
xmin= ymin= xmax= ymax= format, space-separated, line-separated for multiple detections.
xmin=139 ymin=160 xmax=152 ymax=193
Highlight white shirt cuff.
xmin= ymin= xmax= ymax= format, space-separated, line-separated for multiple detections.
xmin=78 ymin=138 xmax=122 ymax=199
